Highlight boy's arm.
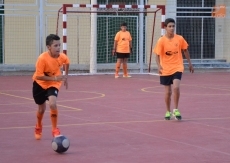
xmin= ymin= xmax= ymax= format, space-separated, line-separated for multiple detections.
xmin=65 ymin=63 xmax=69 ymax=76
xmin=36 ymin=75 xmax=57 ymax=81
xmin=63 ymin=56 xmax=70 ymax=76
xmin=129 ymin=41 xmax=132 ymax=54
xmin=155 ymin=55 xmax=162 ymax=74
xmin=63 ymin=63 xmax=69 ymax=89
xmin=36 ymin=74 xmax=66 ymax=82
xmin=183 ymin=49 xmax=194 ymax=73
xmin=112 ymin=41 xmax=117 ymax=55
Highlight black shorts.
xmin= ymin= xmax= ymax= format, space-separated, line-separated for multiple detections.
xmin=32 ymin=81 xmax=59 ymax=105
xmin=116 ymin=52 xmax=130 ymax=58
xmin=160 ymin=72 xmax=182 ymax=85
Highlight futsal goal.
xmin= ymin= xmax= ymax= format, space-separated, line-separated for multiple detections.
xmin=56 ymin=4 xmax=165 ymax=74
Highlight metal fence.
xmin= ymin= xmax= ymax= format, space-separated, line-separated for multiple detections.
xmin=0 ymin=0 xmax=230 ymax=73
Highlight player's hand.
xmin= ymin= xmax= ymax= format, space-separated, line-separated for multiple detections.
xmin=189 ymin=64 xmax=194 ymax=73
xmin=130 ymin=47 xmax=133 ymax=54
xmin=158 ymin=66 xmax=163 ymax=75
xmin=56 ymin=75 xmax=68 ymax=89
xmin=112 ymin=49 xmax=116 ymax=56
xmin=56 ymin=75 xmax=67 ymax=81
xmin=64 ymin=78 xmax=68 ymax=89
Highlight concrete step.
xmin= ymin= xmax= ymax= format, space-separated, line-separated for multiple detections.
xmin=184 ymin=63 xmax=230 ymax=68
xmin=183 ymin=59 xmax=230 ymax=68
xmin=184 ymin=59 xmax=227 ymax=63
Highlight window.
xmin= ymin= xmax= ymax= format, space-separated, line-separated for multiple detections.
xmin=176 ymin=0 xmax=215 ymax=59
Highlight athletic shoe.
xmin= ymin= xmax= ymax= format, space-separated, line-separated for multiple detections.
xmin=115 ymin=74 xmax=119 ymax=78
xmin=123 ymin=75 xmax=132 ymax=78
xmin=173 ymin=109 xmax=182 ymax=120
xmin=34 ymin=124 xmax=42 ymax=140
xmin=52 ymin=128 xmax=61 ymax=137
xmin=164 ymin=111 xmax=172 ymax=120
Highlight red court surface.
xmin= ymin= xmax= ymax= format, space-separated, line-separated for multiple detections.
xmin=1 ymin=72 xmax=230 ymax=163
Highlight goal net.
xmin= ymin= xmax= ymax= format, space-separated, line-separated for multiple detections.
xmin=56 ymin=4 xmax=165 ymax=74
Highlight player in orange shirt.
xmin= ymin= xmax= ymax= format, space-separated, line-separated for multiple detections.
xmin=32 ymin=34 xmax=70 ymax=139
xmin=112 ymin=22 xmax=132 ymax=78
xmin=153 ymin=18 xmax=194 ymax=120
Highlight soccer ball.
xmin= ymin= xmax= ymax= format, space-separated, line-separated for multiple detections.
xmin=51 ymin=135 xmax=70 ymax=153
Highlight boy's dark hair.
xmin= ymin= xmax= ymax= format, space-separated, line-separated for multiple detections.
xmin=46 ymin=34 xmax=60 ymax=46
xmin=164 ymin=18 xmax=175 ymax=27
xmin=120 ymin=22 xmax=127 ymax=27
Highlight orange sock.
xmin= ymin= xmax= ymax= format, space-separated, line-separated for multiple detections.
xmin=50 ymin=109 xmax=58 ymax=130
xmin=115 ymin=62 xmax=121 ymax=75
xmin=123 ymin=63 xmax=128 ymax=75
xmin=36 ymin=111 xmax=44 ymax=128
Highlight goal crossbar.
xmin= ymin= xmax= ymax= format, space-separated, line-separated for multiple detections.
xmin=60 ymin=4 xmax=165 ymax=74
xmin=61 ymin=4 xmax=165 ymax=55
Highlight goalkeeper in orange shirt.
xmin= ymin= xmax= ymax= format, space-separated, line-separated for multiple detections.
xmin=112 ymin=22 xmax=132 ymax=78
xmin=32 ymin=34 xmax=70 ymax=139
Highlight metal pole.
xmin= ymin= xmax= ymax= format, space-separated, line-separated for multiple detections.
xmin=90 ymin=0 xmax=97 ymax=73
xmin=139 ymin=0 xmax=144 ymax=73
xmin=148 ymin=12 xmax=157 ymax=73
xmin=2 ymin=15 xmax=4 ymax=63
xmin=39 ymin=0 xmax=44 ymax=54
xmin=106 ymin=17 xmax=108 ymax=63
xmin=201 ymin=17 xmax=203 ymax=60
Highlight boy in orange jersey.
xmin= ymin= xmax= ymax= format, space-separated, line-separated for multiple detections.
xmin=112 ymin=22 xmax=132 ymax=78
xmin=32 ymin=34 xmax=70 ymax=139
xmin=154 ymin=18 xmax=194 ymax=120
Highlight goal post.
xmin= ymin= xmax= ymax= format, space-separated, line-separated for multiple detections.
xmin=58 ymin=4 xmax=165 ymax=74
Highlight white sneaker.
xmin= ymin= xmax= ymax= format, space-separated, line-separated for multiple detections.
xmin=123 ymin=75 xmax=132 ymax=78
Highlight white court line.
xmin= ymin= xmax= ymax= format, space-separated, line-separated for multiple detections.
xmin=68 ymin=73 xmax=159 ymax=76
xmin=109 ymin=123 xmax=230 ymax=156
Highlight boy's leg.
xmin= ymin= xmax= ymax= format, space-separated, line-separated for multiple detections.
xmin=48 ymin=95 xmax=60 ymax=137
xmin=37 ymin=103 xmax=46 ymax=127
xmin=164 ymin=85 xmax=172 ymax=120
xmin=46 ymin=87 xmax=60 ymax=137
xmin=115 ymin=58 xmax=122 ymax=78
xmin=34 ymin=103 xmax=46 ymax=140
xmin=173 ymin=79 xmax=181 ymax=109
xmin=160 ymin=75 xmax=173 ymax=120
xmin=123 ymin=58 xmax=131 ymax=77
xmin=33 ymin=81 xmax=47 ymax=140
xmin=123 ymin=54 xmax=131 ymax=77
xmin=164 ymin=85 xmax=172 ymax=112
xmin=172 ymin=72 xmax=182 ymax=120
xmin=123 ymin=58 xmax=127 ymax=75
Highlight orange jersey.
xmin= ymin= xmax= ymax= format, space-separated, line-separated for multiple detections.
xmin=32 ymin=52 xmax=70 ymax=90
xmin=153 ymin=34 xmax=188 ymax=76
xmin=114 ymin=31 xmax=132 ymax=53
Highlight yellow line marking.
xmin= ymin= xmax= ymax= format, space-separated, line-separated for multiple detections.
xmin=0 ymin=110 xmax=80 ymax=115
xmin=56 ymin=104 xmax=81 ymax=110
xmin=0 ymin=90 xmax=105 ymax=103
xmin=0 ymin=102 xmax=34 ymax=106
xmin=0 ymin=92 xmax=33 ymax=101
xmin=58 ymin=91 xmax=105 ymax=102
xmin=141 ymin=86 xmax=230 ymax=95
xmin=0 ymin=91 xmax=81 ymax=111
xmin=135 ymin=77 xmax=230 ymax=92
xmin=1 ymin=116 xmax=230 ymax=130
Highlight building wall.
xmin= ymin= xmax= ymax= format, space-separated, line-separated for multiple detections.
xmin=4 ymin=0 xmax=90 ymax=65
xmin=4 ymin=0 xmax=38 ymax=64
xmin=3 ymin=0 xmax=229 ymax=65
